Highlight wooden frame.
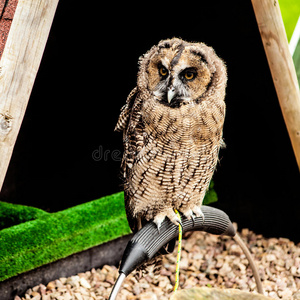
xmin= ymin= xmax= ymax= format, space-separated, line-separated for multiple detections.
xmin=252 ymin=0 xmax=300 ymax=171
xmin=0 ymin=0 xmax=59 ymax=191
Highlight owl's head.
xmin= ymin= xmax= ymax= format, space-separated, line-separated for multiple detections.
xmin=137 ymin=38 xmax=227 ymax=108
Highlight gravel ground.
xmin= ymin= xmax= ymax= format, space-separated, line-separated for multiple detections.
xmin=17 ymin=224 xmax=300 ymax=300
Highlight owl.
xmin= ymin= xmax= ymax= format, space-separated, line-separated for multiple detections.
xmin=115 ymin=38 xmax=227 ymax=233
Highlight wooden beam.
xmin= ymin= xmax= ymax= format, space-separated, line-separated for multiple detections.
xmin=252 ymin=0 xmax=300 ymax=171
xmin=0 ymin=0 xmax=59 ymax=192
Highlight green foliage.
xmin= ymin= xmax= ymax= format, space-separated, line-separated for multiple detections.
xmin=279 ymin=0 xmax=300 ymax=41
xmin=203 ymin=181 xmax=218 ymax=205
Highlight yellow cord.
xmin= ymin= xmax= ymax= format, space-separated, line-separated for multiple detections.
xmin=173 ymin=209 xmax=182 ymax=292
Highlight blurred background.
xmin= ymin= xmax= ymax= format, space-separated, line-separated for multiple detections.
xmin=0 ymin=1 xmax=299 ymax=242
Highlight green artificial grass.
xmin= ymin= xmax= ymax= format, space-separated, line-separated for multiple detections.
xmin=0 ymin=201 xmax=49 ymax=230
xmin=0 ymin=192 xmax=131 ymax=281
xmin=0 ymin=183 xmax=217 ymax=282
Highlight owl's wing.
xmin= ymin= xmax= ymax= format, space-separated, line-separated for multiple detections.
xmin=115 ymin=86 xmax=143 ymax=178
xmin=115 ymin=87 xmax=145 ymax=232
xmin=115 ymin=87 xmax=138 ymax=132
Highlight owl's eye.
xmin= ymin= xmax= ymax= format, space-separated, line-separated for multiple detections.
xmin=159 ymin=66 xmax=168 ymax=77
xmin=185 ymin=72 xmax=195 ymax=80
xmin=181 ymin=68 xmax=197 ymax=81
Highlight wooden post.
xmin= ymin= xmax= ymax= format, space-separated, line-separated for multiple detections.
xmin=0 ymin=0 xmax=59 ymax=192
xmin=252 ymin=0 xmax=300 ymax=171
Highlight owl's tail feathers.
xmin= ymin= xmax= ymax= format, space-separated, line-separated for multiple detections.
xmin=132 ymin=238 xmax=176 ymax=280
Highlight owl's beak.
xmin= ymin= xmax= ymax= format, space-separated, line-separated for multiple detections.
xmin=167 ymin=87 xmax=176 ymax=103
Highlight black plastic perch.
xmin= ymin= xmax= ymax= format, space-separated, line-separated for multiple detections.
xmin=109 ymin=206 xmax=263 ymax=299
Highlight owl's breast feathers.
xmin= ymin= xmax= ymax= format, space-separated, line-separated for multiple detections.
xmin=115 ymin=86 xmax=225 ymax=230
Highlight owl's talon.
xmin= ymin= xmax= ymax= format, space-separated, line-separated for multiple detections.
xmin=174 ymin=217 xmax=183 ymax=229
xmin=154 ymin=209 xmax=185 ymax=231
xmin=181 ymin=208 xmax=196 ymax=226
xmin=166 ymin=212 xmax=182 ymax=228
xmin=192 ymin=206 xmax=205 ymax=226
xmin=153 ymin=214 xmax=166 ymax=233
xmin=190 ymin=213 xmax=196 ymax=227
xmin=182 ymin=208 xmax=193 ymax=220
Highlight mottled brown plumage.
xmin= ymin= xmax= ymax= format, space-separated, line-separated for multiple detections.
xmin=115 ymin=38 xmax=227 ymax=233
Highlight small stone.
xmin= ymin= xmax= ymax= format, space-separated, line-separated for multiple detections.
xmin=268 ymin=291 xmax=277 ymax=298
xmin=185 ymin=276 xmax=198 ymax=288
xmin=133 ymin=283 xmax=141 ymax=295
xmin=97 ymin=271 xmax=106 ymax=281
xmin=139 ymin=282 xmax=150 ymax=289
xmin=32 ymin=285 xmax=40 ymax=292
xmin=179 ymin=258 xmax=189 ymax=270
xmin=165 ymin=283 xmax=174 ymax=293
xmin=99 ymin=281 xmax=111 ymax=288
xmin=219 ymin=262 xmax=232 ymax=276
xmin=62 ymin=292 xmax=72 ymax=300
xmin=291 ymin=266 xmax=298 ymax=276
xmin=103 ymin=265 xmax=114 ymax=273
xmin=59 ymin=277 xmax=67 ymax=284
xmin=183 ymin=240 xmax=193 ymax=252
xmin=225 ymin=281 xmax=234 ymax=288
xmin=80 ymin=277 xmax=91 ymax=289
xmin=25 ymin=288 xmax=33 ymax=296
xmin=229 ymin=244 xmax=243 ymax=256
xmin=39 ymin=284 xmax=46 ymax=295
xmin=241 ymin=228 xmax=249 ymax=236
xmin=74 ymin=293 xmax=83 ymax=300
xmin=193 ymin=252 xmax=203 ymax=260
xmin=120 ymin=288 xmax=131 ymax=298
xmin=138 ymin=292 xmax=158 ymax=300
xmin=215 ymin=257 xmax=224 ymax=268
xmin=67 ymin=276 xmax=80 ymax=288
xmin=278 ymin=237 xmax=290 ymax=244
xmin=105 ymin=273 xmax=115 ymax=285
xmin=285 ymin=258 xmax=294 ymax=270
xmin=160 ymin=269 xmax=172 ymax=276
xmin=46 ymin=281 xmax=56 ymax=290
xmin=158 ymin=277 xmax=169 ymax=289
xmin=266 ymin=254 xmax=276 ymax=262
xmin=278 ymin=289 xmax=293 ymax=298
xmin=55 ymin=279 xmax=64 ymax=288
